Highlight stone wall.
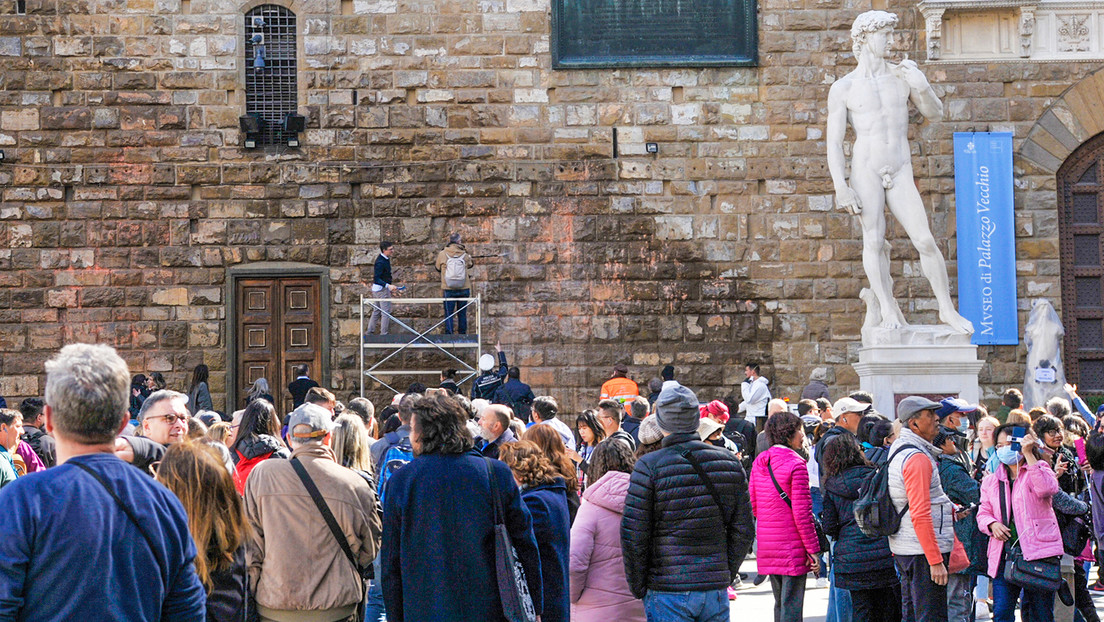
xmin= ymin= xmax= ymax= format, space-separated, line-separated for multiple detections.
xmin=0 ymin=0 xmax=1093 ymax=414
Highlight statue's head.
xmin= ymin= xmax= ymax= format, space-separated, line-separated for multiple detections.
xmin=851 ymin=10 xmax=899 ymax=56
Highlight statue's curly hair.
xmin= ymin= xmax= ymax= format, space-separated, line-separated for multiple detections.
xmin=850 ymin=10 xmax=898 ymax=54
xmin=498 ymin=441 xmax=560 ymax=489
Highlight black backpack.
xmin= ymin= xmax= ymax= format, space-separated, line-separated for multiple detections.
xmin=854 ymin=445 xmax=915 ymax=538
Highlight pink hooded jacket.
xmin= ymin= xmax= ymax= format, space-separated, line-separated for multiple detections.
xmin=569 ymin=471 xmax=645 ymax=622
xmin=976 ymin=460 xmax=1063 ymax=579
xmin=750 ymin=445 xmax=820 ymax=576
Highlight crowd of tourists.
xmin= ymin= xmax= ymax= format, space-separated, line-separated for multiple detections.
xmin=1 ymin=344 xmax=1103 ymax=622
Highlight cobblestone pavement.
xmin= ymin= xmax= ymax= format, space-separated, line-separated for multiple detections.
xmin=730 ymin=557 xmax=1104 ymax=621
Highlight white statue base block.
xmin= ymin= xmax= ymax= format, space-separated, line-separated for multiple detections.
xmin=854 ymin=326 xmax=984 ymax=418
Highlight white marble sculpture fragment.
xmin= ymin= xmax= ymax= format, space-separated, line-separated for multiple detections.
xmin=827 ymin=10 xmax=974 ymax=336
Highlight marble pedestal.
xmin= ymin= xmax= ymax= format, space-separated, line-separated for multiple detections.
xmin=853 ymin=325 xmax=984 ymax=418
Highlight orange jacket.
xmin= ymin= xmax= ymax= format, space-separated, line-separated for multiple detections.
xmin=600 ymin=377 xmax=639 ymax=404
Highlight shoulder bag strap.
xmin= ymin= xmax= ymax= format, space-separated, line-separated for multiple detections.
xmin=766 ymin=458 xmax=791 ymax=507
xmin=290 ymin=458 xmax=364 ymax=599
xmin=683 ymin=448 xmax=730 ymax=525
xmin=484 ymin=456 xmax=505 ymax=526
xmin=999 ymin=475 xmax=1017 ymax=551
xmin=70 ymin=461 xmax=168 ymax=582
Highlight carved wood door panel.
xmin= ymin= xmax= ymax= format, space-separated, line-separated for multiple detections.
xmin=1059 ymin=133 xmax=1104 ymax=390
xmin=235 ymin=276 xmax=322 ymax=415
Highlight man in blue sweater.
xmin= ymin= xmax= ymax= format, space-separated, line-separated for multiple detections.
xmin=367 ymin=240 xmax=400 ymax=335
xmin=0 ymin=343 xmax=206 ymax=621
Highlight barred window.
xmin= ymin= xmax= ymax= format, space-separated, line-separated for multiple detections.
xmin=244 ymin=5 xmax=298 ymax=148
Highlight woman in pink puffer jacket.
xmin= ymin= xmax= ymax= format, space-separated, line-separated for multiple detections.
xmin=569 ymin=441 xmax=645 ymax=622
xmin=749 ymin=411 xmax=821 ymax=622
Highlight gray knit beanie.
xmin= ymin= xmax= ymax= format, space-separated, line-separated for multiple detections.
xmin=655 ymin=382 xmax=700 ymax=435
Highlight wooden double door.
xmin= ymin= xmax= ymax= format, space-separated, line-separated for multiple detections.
xmin=236 ymin=277 xmax=323 ymax=415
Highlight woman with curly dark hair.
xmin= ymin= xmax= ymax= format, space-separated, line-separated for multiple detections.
xmin=524 ymin=423 xmax=581 ymax=522
xmin=820 ymin=434 xmax=901 ymax=621
xmin=500 ymin=440 xmax=571 ymax=622
xmin=380 ymin=393 xmax=542 ymax=622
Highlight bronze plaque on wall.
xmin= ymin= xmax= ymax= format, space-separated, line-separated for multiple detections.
xmin=552 ymin=0 xmax=758 ymax=68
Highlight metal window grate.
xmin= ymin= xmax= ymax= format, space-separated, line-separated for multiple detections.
xmin=245 ymin=5 xmax=298 ymax=148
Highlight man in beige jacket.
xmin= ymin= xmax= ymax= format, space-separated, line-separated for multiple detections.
xmin=245 ymin=403 xmax=382 ymax=622
xmin=433 ymin=233 xmax=474 ymax=335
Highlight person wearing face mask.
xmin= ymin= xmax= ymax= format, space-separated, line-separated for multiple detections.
xmin=935 ymin=398 xmax=977 ymax=471
xmin=933 ymin=430 xmax=987 ymax=621
xmin=976 ymin=425 xmax=1063 ymax=622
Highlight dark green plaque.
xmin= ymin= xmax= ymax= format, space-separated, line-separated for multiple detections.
xmin=552 ymin=0 xmax=758 ymax=68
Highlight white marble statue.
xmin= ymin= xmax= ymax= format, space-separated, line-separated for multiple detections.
xmin=1022 ymin=299 xmax=1067 ymax=410
xmin=827 ymin=10 xmax=974 ymax=335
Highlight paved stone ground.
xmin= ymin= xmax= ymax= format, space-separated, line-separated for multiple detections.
xmin=731 ymin=557 xmax=1104 ymax=620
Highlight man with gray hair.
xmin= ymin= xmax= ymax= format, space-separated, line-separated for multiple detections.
xmin=114 ymin=389 xmax=190 ymax=473
xmin=887 ymin=395 xmax=955 ymax=621
xmin=1045 ymin=395 xmax=1072 ymax=420
xmin=245 ymin=403 xmax=381 ymax=622
xmin=434 ymin=232 xmax=474 ymax=335
xmin=0 ymin=343 xmax=206 ymax=620
xmin=476 ymin=403 xmax=516 ymax=460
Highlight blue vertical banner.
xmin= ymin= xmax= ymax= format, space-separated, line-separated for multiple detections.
xmin=954 ymin=132 xmax=1018 ymax=345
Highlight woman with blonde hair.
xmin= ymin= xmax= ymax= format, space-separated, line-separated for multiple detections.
xmin=206 ymin=422 xmax=233 ymax=446
xmin=500 ymin=440 xmax=571 ymax=622
xmin=156 ymin=441 xmax=250 ymax=622
xmin=523 ymin=423 xmax=580 ymax=522
xmin=331 ymin=414 xmax=375 ymax=483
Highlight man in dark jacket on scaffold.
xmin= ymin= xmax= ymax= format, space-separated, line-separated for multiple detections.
xmin=621 ymin=381 xmax=754 ymax=622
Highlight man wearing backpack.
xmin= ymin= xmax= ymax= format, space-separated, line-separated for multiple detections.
xmin=364 ymin=396 xmax=414 ymax=622
xmin=434 ymin=233 xmax=474 ymax=335
xmin=887 ymin=396 xmax=956 ymax=622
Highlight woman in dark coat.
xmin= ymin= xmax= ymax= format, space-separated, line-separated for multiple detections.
xmin=500 ymin=440 xmax=572 ymax=622
xmin=820 ymin=434 xmax=901 ymax=622
xmin=381 ymin=393 xmax=543 ymax=622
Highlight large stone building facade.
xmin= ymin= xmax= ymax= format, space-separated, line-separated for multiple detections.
xmin=0 ymin=0 xmax=1098 ymax=413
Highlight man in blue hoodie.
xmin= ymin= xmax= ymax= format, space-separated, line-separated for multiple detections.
xmin=0 ymin=343 xmax=205 ymax=621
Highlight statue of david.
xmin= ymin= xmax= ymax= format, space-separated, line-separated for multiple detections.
xmin=827 ymin=10 xmax=974 ymax=335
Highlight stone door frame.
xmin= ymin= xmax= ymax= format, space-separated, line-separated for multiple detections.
xmin=226 ymin=262 xmax=330 ymax=411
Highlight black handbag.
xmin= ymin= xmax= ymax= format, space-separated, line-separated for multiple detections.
xmin=768 ymin=458 xmax=831 ymax=554
xmin=484 ymin=457 xmax=538 ymax=622
xmin=999 ymin=480 xmax=1063 ymax=592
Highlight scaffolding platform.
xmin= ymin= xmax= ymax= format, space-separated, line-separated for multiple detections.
xmin=359 ymin=294 xmax=481 ymax=395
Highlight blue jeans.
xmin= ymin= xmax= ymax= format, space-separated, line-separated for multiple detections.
xmin=643 ymin=589 xmax=728 ymax=622
xmin=992 ymin=567 xmax=1055 ymax=622
xmin=443 ymin=289 xmax=470 ymax=334
xmin=826 ymin=541 xmax=852 ymax=622
xmin=364 ymin=553 xmax=385 ymax=622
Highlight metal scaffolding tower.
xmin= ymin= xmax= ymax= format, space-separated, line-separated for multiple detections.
xmin=359 ymin=294 xmax=482 ymax=395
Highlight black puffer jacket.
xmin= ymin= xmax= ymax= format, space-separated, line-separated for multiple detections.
xmin=621 ymin=432 xmax=754 ymax=597
xmin=820 ymin=464 xmax=898 ymax=590
xmin=231 ymin=434 xmax=290 ymax=463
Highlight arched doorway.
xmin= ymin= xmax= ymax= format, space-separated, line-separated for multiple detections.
xmin=1059 ymin=132 xmax=1104 ymax=390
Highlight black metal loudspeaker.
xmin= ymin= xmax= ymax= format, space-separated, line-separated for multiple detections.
xmin=239 ymin=115 xmax=264 ymax=149
xmin=284 ymin=113 xmax=306 ymax=148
